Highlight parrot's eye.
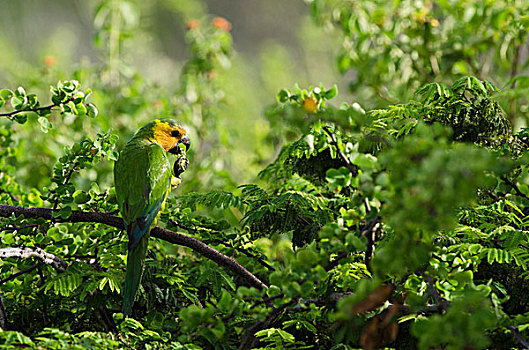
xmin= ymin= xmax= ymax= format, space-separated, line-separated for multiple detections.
xmin=171 ymin=130 xmax=181 ymax=137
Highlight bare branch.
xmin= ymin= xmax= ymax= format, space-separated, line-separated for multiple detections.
xmin=0 ymin=263 xmax=40 ymax=285
xmin=52 ymin=161 xmax=80 ymax=211
xmin=500 ymin=176 xmax=529 ymax=202
xmin=421 ymin=273 xmax=450 ymax=312
xmin=0 ymin=295 xmax=7 ymax=330
xmin=239 ymin=298 xmax=297 ymax=350
xmin=322 ymin=126 xmax=358 ymax=176
xmin=0 ymin=104 xmax=55 ymax=119
xmin=0 ymin=248 xmax=66 ymax=272
xmin=324 ymin=251 xmax=348 ymax=272
xmin=0 ymin=204 xmax=267 ymax=290
xmin=361 ymin=216 xmax=380 ymax=272
xmin=508 ymin=325 xmax=529 ymax=348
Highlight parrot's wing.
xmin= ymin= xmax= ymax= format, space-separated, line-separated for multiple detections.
xmin=115 ymin=143 xmax=172 ymax=251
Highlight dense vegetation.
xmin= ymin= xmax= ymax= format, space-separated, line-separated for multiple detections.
xmin=1 ymin=1 xmax=529 ymax=349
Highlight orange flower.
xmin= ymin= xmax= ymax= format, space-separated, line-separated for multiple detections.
xmin=44 ymin=55 xmax=55 ymax=67
xmin=186 ymin=19 xmax=200 ymax=30
xmin=302 ymin=96 xmax=318 ymax=113
xmin=212 ymin=17 xmax=231 ymax=32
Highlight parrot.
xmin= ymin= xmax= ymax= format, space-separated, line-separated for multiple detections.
xmin=114 ymin=118 xmax=190 ymax=318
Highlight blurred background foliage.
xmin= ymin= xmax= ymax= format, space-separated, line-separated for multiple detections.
xmin=0 ymin=0 xmax=343 ymax=193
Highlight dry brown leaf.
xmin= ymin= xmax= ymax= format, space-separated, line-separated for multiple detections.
xmin=351 ymin=284 xmax=394 ymax=315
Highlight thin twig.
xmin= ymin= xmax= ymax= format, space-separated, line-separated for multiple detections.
xmin=325 ymin=251 xmax=348 ymax=272
xmin=214 ymin=239 xmax=275 ymax=272
xmin=508 ymin=325 xmax=529 ymax=348
xmin=0 ymin=263 xmax=40 ymax=285
xmin=0 ymin=189 xmax=20 ymax=203
xmin=361 ymin=216 xmax=380 ymax=272
xmin=0 ymin=104 xmax=55 ymax=118
xmin=421 ymin=273 xmax=450 ymax=311
xmin=0 ymin=204 xmax=267 ymax=290
xmin=169 ymin=219 xmax=276 ymax=272
xmin=239 ymin=298 xmax=298 ymax=350
xmin=0 ymin=224 xmax=40 ymax=232
xmin=500 ymin=176 xmax=529 ymax=202
xmin=322 ymin=126 xmax=358 ymax=176
xmin=36 ymin=265 xmax=49 ymax=325
xmin=0 ymin=104 xmax=55 ymax=117
xmin=52 ymin=161 xmax=79 ymax=211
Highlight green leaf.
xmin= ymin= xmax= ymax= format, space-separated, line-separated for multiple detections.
xmin=73 ymin=190 xmax=90 ymax=204
xmin=325 ymin=85 xmax=338 ymax=99
xmin=15 ymin=86 xmax=26 ymax=97
xmin=76 ymin=103 xmax=87 ymax=115
xmin=277 ymin=89 xmax=290 ymax=103
xmin=10 ymin=96 xmax=24 ymax=110
xmin=38 ymin=117 xmax=52 ymax=133
xmin=56 ymin=206 xmax=72 ymax=220
xmin=86 ymin=103 xmax=98 ymax=118
xmin=13 ymin=113 xmax=27 ymax=124
xmin=0 ymin=89 xmax=13 ymax=100
xmin=66 ymin=101 xmax=77 ymax=115
xmin=2 ymin=233 xmax=15 ymax=244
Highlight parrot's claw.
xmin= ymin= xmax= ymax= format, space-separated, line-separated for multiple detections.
xmin=173 ymin=157 xmax=189 ymax=178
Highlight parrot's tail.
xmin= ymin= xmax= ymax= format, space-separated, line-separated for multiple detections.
xmin=123 ymin=232 xmax=150 ymax=318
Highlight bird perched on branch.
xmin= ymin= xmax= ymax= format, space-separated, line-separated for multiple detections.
xmin=114 ymin=119 xmax=190 ymax=318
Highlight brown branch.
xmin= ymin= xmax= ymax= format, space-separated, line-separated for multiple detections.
xmin=322 ymin=126 xmax=358 ymax=176
xmin=0 ymin=204 xmax=267 ymax=290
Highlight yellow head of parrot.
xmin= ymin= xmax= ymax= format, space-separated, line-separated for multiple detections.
xmin=150 ymin=119 xmax=190 ymax=154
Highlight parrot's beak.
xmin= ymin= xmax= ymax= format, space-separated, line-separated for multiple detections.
xmin=169 ymin=134 xmax=191 ymax=154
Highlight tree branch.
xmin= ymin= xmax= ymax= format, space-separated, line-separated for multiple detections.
xmin=508 ymin=325 xmax=529 ymax=348
xmin=421 ymin=273 xmax=450 ymax=312
xmin=361 ymin=216 xmax=380 ymax=272
xmin=239 ymin=298 xmax=297 ymax=350
xmin=323 ymin=126 xmax=358 ymax=176
xmin=0 ymin=295 xmax=7 ymax=330
xmin=213 ymin=239 xmax=276 ymax=272
xmin=52 ymin=161 xmax=80 ymax=211
xmin=0 ymin=204 xmax=267 ymax=290
xmin=0 ymin=104 xmax=55 ymax=119
xmin=0 ymin=263 xmax=40 ymax=285
xmin=500 ymin=176 xmax=529 ymax=202
xmin=0 ymin=248 xmax=66 ymax=272
xmin=324 ymin=251 xmax=348 ymax=272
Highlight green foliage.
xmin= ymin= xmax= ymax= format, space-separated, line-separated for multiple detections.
xmin=1 ymin=1 xmax=529 ymax=349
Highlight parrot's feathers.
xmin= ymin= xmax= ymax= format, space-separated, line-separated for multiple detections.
xmin=126 ymin=191 xmax=168 ymax=252
xmin=115 ymin=119 xmax=188 ymax=318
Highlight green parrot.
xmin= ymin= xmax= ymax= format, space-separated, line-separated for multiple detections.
xmin=114 ymin=119 xmax=190 ymax=318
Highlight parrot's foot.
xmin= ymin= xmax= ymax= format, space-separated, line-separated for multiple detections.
xmin=173 ymin=157 xmax=189 ymax=177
